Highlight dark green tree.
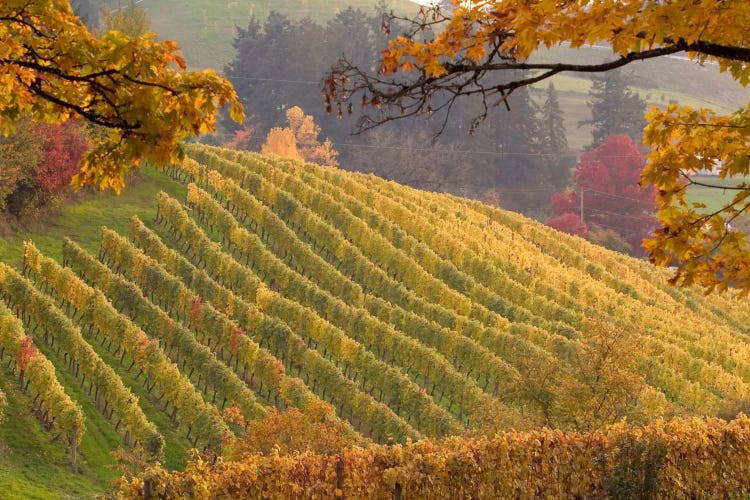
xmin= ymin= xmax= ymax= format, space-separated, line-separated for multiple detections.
xmin=541 ymin=83 xmax=568 ymax=155
xmin=222 ymin=5 xmax=564 ymax=208
xmin=469 ymin=82 xmax=548 ymax=213
xmin=324 ymin=8 xmax=376 ymax=69
xmin=223 ymin=6 xmax=405 ymax=144
xmin=583 ymin=68 xmax=647 ymax=147
xmin=539 ymin=82 xmax=574 ymax=211
xmin=224 ymin=13 xmax=326 ymax=133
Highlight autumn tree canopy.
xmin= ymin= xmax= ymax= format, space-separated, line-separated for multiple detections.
xmin=261 ymin=106 xmax=338 ymax=166
xmin=548 ymin=135 xmax=657 ymax=257
xmin=35 ymin=120 xmax=90 ymax=195
xmin=324 ymin=0 xmax=750 ymax=294
xmin=1 ymin=0 xmax=243 ymax=193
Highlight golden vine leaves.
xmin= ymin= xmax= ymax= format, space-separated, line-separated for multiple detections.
xmin=349 ymin=0 xmax=750 ymax=293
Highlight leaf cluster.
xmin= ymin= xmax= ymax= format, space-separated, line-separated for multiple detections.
xmin=1 ymin=0 xmax=243 ymax=192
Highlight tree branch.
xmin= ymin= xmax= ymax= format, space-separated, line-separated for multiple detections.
xmin=25 ymin=78 xmax=140 ymax=131
xmin=324 ymin=31 xmax=750 ymax=133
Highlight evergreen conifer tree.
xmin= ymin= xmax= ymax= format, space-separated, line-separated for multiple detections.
xmin=582 ymin=68 xmax=647 ymax=147
xmin=541 ymin=83 xmax=568 ymax=154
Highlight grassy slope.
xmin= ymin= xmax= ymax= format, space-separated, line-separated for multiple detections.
xmin=1 ymin=5 xmax=748 ymax=494
xmin=0 ymin=168 xmax=185 ymax=267
xmin=0 ymin=377 xmax=100 ymax=499
xmin=539 ymin=74 xmax=743 ymax=151
xmin=1 ymin=2 xmax=423 ymax=493
xmin=0 ymin=350 xmax=118 ymax=499
xmin=686 ymin=175 xmax=750 ymax=214
xmin=2 ymin=147 xmax=750 ymax=495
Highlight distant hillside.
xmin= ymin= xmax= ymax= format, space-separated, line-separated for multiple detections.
xmin=93 ymin=0 xmax=418 ymax=70
xmin=3 ymin=145 xmax=750 ymax=495
xmin=532 ymin=46 xmax=747 ymax=151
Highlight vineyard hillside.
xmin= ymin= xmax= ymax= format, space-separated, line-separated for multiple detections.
xmin=2 ymin=145 xmax=750 ymax=496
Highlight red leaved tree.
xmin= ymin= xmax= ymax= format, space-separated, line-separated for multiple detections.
xmin=548 ymin=212 xmax=589 ymax=238
xmin=35 ymin=120 xmax=90 ymax=194
xmin=548 ymin=135 xmax=657 ymax=256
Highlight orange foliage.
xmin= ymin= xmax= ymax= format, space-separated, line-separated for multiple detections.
xmin=190 ymin=296 xmax=202 ymax=327
xmin=224 ymin=400 xmax=357 ymax=457
xmin=225 ymin=122 xmax=259 ymax=151
xmin=261 ymin=127 xmax=302 ymax=161
xmin=121 ymin=415 xmax=750 ymax=499
xmin=480 ymin=189 xmax=501 ymax=208
xmin=285 ymin=106 xmax=338 ymax=166
xmin=230 ymin=326 xmax=243 ymax=356
xmin=261 ymin=106 xmax=338 ymax=165
xmin=17 ymin=336 xmax=35 ymax=371
xmin=0 ymin=0 xmax=243 ymax=193
xmin=223 ymin=403 xmax=246 ymax=428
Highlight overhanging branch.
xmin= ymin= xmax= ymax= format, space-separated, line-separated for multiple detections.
xmin=324 ymin=32 xmax=750 ymax=133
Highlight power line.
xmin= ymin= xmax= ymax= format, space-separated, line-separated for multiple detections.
xmin=591 ymin=221 xmax=644 ymax=236
xmin=585 ymin=187 xmax=650 ymax=203
xmin=229 ymin=76 xmax=320 ymax=85
xmin=489 ymin=187 xmax=559 ymax=192
xmin=332 ymin=141 xmax=643 ymax=159
xmin=585 ymin=206 xmax=654 ymax=221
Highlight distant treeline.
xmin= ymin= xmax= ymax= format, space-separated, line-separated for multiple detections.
xmin=218 ymin=5 xmax=579 ymax=215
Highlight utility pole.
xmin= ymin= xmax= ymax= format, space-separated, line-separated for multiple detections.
xmin=580 ymin=188 xmax=584 ymax=223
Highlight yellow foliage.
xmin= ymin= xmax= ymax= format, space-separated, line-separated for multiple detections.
xmin=224 ymin=400 xmax=359 ymax=458
xmin=0 ymin=0 xmax=243 ymax=193
xmin=120 ymin=415 xmax=750 ymax=498
xmin=0 ymin=117 xmax=41 ymax=210
xmin=554 ymin=320 xmax=653 ymax=430
xmin=0 ymin=389 xmax=5 ymax=424
xmin=261 ymin=106 xmax=338 ymax=165
xmin=99 ymin=4 xmax=151 ymax=37
xmin=260 ymin=127 xmax=301 ymax=161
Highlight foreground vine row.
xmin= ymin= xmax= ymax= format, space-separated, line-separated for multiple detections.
xmin=119 ymin=415 xmax=750 ymax=499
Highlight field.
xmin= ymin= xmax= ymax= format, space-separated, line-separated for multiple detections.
xmin=3 ymin=1 xmax=750 ymax=496
xmin=538 ymin=71 xmax=744 ymax=152
xmin=2 ymin=145 xmax=750 ymax=496
xmin=684 ymin=175 xmax=750 ymax=215
xmin=0 ymin=169 xmax=187 ymax=497
xmin=0 ymin=169 xmax=185 ymax=267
